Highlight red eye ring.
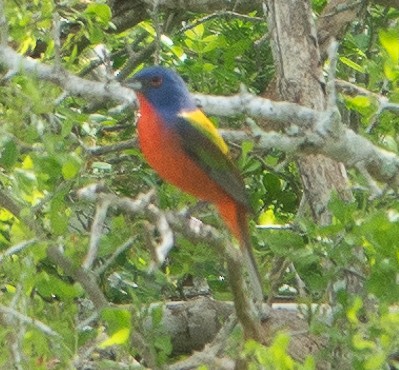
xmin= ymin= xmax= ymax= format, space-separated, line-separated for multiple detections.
xmin=150 ymin=75 xmax=163 ymax=87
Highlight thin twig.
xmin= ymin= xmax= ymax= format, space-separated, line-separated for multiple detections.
xmin=7 ymin=284 xmax=24 ymax=370
xmin=0 ymin=0 xmax=8 ymax=46
xmin=79 ymin=184 xmax=174 ymax=269
xmin=0 ymin=189 xmax=24 ymax=219
xmin=256 ymin=224 xmax=294 ymax=230
xmin=47 ymin=245 xmax=109 ymax=310
xmin=319 ymin=0 xmax=364 ymax=18
xmin=0 ymin=45 xmax=133 ymax=103
xmin=151 ymin=0 xmax=161 ymax=65
xmin=0 ymin=239 xmax=38 ymax=263
xmin=0 ymin=189 xmax=43 ymax=235
xmin=147 ymin=203 xmax=174 ymax=270
xmin=0 ymin=304 xmax=60 ymax=337
xmin=335 ymin=79 xmax=381 ymax=98
xmin=84 ymin=138 xmax=137 ymax=156
xmin=179 ymin=11 xmax=264 ymax=33
xmin=76 ymin=312 xmax=99 ymax=331
xmin=289 ymin=263 xmax=307 ymax=297
xmin=115 ymin=42 xmax=157 ymax=81
xmin=95 ymin=237 xmax=137 ymax=276
xmin=326 ymin=39 xmax=338 ymax=110
xmin=52 ymin=12 xmax=61 ymax=70
xmin=335 ymin=79 xmax=399 ymax=133
xmin=83 ymin=198 xmax=111 ymax=270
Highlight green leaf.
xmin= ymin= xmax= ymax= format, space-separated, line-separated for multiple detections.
xmin=0 ymin=138 xmax=19 ymax=170
xmin=340 ymin=56 xmax=365 ymax=73
xmin=185 ymin=23 xmax=204 ymax=40
xmin=352 ymin=332 xmax=375 ymax=350
xmin=91 ymin=25 xmax=105 ymax=43
xmin=379 ymin=29 xmax=399 ymax=62
xmin=258 ymin=208 xmax=277 ymax=225
xmin=367 ymin=259 xmax=399 ymax=303
xmin=344 ymin=95 xmax=376 ymax=118
xmin=139 ymin=21 xmax=156 ymax=37
xmin=49 ymin=193 xmax=69 ymax=235
xmin=101 ymin=307 xmax=131 ymax=334
xmin=365 ymin=353 xmax=386 ymax=370
xmin=99 ymin=328 xmax=130 ymax=348
xmin=36 ymin=271 xmax=83 ymax=301
xmin=99 ymin=308 xmax=131 ymax=347
xmin=202 ymin=35 xmax=220 ymax=53
xmin=264 ymin=229 xmax=305 ymax=256
xmin=381 ymin=135 xmax=398 ymax=152
xmin=243 ymin=333 xmax=297 ymax=369
xmin=62 ymin=156 xmax=81 ymax=180
xmin=85 ymin=4 xmax=112 ymax=25
xmin=154 ymin=335 xmax=172 ymax=355
xmin=328 ymin=195 xmax=357 ymax=225
xmin=262 ymin=173 xmax=282 ymax=198
xmin=346 ymin=296 xmax=363 ymax=325
xmin=345 ymin=95 xmax=371 ymax=109
xmin=32 ymin=154 xmax=62 ymax=187
xmin=383 ymin=61 xmax=399 ymax=81
xmin=151 ymin=305 xmax=164 ymax=326
xmin=170 ymin=45 xmax=185 ymax=58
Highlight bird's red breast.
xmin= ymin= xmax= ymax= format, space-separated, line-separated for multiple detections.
xmin=136 ymin=93 xmax=236 ymax=213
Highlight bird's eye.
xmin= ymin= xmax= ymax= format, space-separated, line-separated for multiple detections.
xmin=150 ymin=75 xmax=163 ymax=88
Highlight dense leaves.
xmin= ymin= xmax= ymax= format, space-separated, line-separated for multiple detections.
xmin=0 ymin=0 xmax=399 ymax=369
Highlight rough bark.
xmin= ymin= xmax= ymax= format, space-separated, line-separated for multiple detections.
xmin=109 ymin=0 xmax=265 ymax=32
xmin=317 ymin=0 xmax=367 ymax=61
xmin=264 ymin=1 xmax=365 ymax=367
xmin=265 ymin=0 xmax=352 ymax=223
xmin=142 ymin=298 xmax=234 ymax=356
xmin=141 ymin=298 xmax=328 ymax=367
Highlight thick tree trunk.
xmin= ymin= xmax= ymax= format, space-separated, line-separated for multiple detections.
xmin=263 ymin=1 xmax=363 ymax=367
xmin=265 ymin=0 xmax=352 ymax=224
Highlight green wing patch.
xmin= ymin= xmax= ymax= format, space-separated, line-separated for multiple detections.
xmin=175 ymin=115 xmax=250 ymax=210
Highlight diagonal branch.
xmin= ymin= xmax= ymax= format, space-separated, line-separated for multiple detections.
xmin=77 ymin=183 xmax=267 ymax=340
xmin=46 ymin=245 xmax=109 ymax=311
xmin=0 ymin=304 xmax=61 ymax=337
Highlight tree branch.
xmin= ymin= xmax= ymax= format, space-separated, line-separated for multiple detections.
xmin=46 ymin=246 xmax=109 ymax=311
xmin=0 ymin=304 xmax=61 ymax=337
xmin=77 ymin=183 xmax=267 ymax=340
xmin=1 ymin=44 xmax=399 ymax=191
xmin=143 ymin=0 xmax=264 ymax=13
xmin=0 ymin=45 xmax=133 ymax=105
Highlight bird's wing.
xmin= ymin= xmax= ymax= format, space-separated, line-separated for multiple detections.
xmin=176 ymin=109 xmax=251 ymax=210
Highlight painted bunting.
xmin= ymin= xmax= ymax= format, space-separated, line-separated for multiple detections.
xmin=127 ymin=66 xmax=262 ymax=300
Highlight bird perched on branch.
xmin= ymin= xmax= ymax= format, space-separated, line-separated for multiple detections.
xmin=126 ymin=66 xmax=262 ymax=302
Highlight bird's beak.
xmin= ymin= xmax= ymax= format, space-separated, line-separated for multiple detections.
xmin=125 ymin=78 xmax=142 ymax=91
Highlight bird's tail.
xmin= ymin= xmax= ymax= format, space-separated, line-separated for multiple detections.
xmin=218 ymin=202 xmax=263 ymax=305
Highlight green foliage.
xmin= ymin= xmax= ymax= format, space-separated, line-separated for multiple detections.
xmin=0 ymin=0 xmax=399 ymax=368
xmin=339 ymin=14 xmax=399 ymax=140
xmin=100 ymin=307 xmax=131 ymax=348
xmin=244 ymin=333 xmax=316 ymax=369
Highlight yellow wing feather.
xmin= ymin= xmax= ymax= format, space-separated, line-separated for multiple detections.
xmin=179 ymin=109 xmax=229 ymax=155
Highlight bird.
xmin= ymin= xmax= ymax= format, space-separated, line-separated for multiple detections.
xmin=126 ymin=66 xmax=262 ymax=303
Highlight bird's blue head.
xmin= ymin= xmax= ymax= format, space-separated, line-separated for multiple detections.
xmin=126 ymin=66 xmax=196 ymax=118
